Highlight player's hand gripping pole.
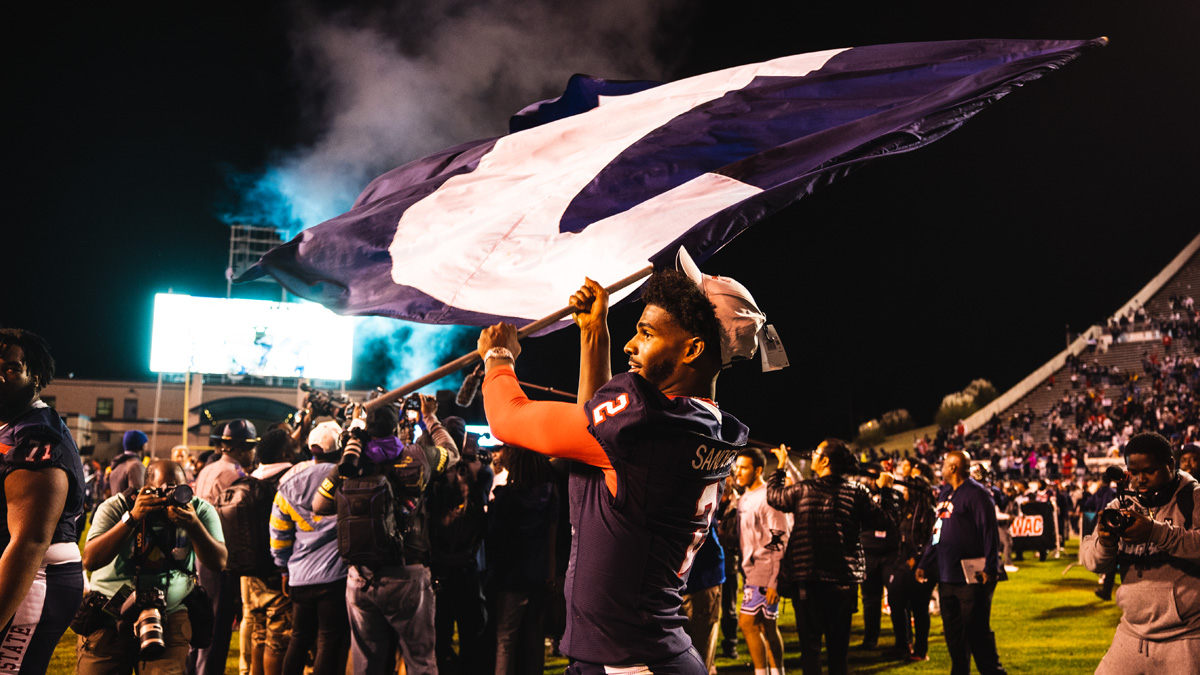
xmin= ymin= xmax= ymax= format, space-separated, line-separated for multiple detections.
xmin=362 ymin=264 xmax=653 ymax=412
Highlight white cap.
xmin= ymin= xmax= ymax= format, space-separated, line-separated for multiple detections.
xmin=676 ymin=248 xmax=769 ymax=368
xmin=308 ymin=421 xmax=342 ymax=454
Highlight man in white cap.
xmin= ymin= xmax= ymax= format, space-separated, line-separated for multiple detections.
xmin=270 ymin=421 xmax=351 ymax=674
xmin=476 ymin=250 xmax=783 ymax=675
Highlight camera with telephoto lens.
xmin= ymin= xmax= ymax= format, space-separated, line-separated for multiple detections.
xmin=133 ymin=588 xmax=168 ymax=659
xmin=301 ymin=383 xmax=353 ymax=422
xmin=338 ymin=401 xmax=373 ymax=478
xmin=143 ymin=484 xmax=194 ymax=506
xmin=1098 ymin=465 xmax=1137 ymax=536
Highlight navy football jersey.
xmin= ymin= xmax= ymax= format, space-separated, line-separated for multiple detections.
xmin=567 ymin=372 xmax=748 ymax=665
xmin=0 ymin=402 xmax=86 ymax=550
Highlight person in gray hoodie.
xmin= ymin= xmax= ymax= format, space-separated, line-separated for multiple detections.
xmin=1080 ymin=431 xmax=1200 ymax=674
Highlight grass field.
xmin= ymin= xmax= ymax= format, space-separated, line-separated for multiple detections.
xmin=540 ymin=540 xmax=1120 ymax=674
xmin=49 ymin=540 xmax=1120 ymax=674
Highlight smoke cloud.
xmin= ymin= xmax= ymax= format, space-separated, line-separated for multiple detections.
xmin=225 ymin=0 xmax=689 ymax=390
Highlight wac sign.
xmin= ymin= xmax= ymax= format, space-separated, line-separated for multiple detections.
xmin=1011 ymin=515 xmax=1045 ymax=538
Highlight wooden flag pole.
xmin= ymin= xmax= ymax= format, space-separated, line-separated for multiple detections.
xmin=363 ymin=264 xmax=654 ymax=411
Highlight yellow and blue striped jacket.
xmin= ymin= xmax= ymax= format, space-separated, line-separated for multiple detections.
xmin=269 ymin=459 xmax=348 ymax=586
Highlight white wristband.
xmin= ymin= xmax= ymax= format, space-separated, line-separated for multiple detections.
xmin=484 ymin=347 xmax=515 ymax=362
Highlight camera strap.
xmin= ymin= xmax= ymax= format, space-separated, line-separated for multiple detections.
xmin=118 ymin=491 xmax=193 ymax=579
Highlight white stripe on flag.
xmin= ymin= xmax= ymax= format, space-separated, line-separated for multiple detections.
xmin=388 ymin=50 xmax=846 ymax=320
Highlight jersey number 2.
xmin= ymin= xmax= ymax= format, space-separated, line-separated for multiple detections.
xmin=677 ymin=481 xmax=720 ymax=578
xmin=592 ymin=394 xmax=629 ymax=425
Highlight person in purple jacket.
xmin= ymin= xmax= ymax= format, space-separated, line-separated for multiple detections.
xmin=916 ymin=450 xmax=1008 ymax=675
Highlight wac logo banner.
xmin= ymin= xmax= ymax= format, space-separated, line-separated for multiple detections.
xmin=1011 ymin=515 xmax=1044 ymax=537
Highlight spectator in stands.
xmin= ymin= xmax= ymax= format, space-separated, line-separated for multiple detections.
xmin=1081 ymin=432 xmax=1200 ymax=674
xmin=767 ymin=440 xmax=900 ymax=675
xmin=243 ymin=428 xmax=296 ymax=675
xmin=272 ymin=421 xmax=350 ymax=675
xmin=108 ymin=429 xmax=149 ymax=498
xmin=78 ymin=460 xmax=227 ymax=675
xmin=1179 ymin=443 xmax=1200 ymax=477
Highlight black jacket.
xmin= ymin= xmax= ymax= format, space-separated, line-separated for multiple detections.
xmin=766 ymin=469 xmax=900 ymax=591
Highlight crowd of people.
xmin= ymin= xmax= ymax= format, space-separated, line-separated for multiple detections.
xmin=3 ymin=268 xmax=1199 ymax=675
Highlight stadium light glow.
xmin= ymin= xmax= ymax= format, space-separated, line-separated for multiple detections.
xmin=149 ymin=294 xmax=355 ymax=380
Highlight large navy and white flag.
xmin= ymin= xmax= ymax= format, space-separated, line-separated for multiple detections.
xmin=240 ymin=38 xmax=1104 ymax=327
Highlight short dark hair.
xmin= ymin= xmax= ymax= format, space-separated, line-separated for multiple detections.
xmin=0 ymin=328 xmax=55 ymax=391
xmin=256 ymin=428 xmax=295 ymax=465
xmin=914 ymin=461 xmax=935 ymax=483
xmin=641 ymin=270 xmax=721 ymax=358
xmin=736 ymin=447 xmax=766 ymax=471
xmin=820 ymin=438 xmax=857 ymax=476
xmin=1123 ymin=432 xmax=1174 ymax=467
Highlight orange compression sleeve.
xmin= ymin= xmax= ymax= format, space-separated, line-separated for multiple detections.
xmin=482 ymin=365 xmax=617 ymax=494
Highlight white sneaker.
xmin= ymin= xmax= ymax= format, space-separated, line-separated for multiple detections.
xmin=1004 ymin=565 xmax=1020 ymax=573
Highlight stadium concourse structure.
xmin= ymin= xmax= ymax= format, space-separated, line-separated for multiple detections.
xmin=40 ymin=374 xmax=371 ymax=461
xmin=961 ymin=231 xmax=1200 ymax=457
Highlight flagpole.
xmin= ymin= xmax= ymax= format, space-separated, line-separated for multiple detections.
xmin=363 ymin=264 xmax=654 ymax=412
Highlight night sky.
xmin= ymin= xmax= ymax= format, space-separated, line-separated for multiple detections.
xmin=7 ymin=1 xmax=1197 ymax=447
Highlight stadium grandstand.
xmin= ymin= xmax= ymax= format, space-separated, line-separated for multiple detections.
xmin=956 ymin=232 xmax=1200 ymax=467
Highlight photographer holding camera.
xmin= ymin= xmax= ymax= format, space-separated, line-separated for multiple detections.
xmin=1080 ymin=431 xmax=1200 ymax=674
xmin=312 ymin=393 xmax=459 ymax=675
xmin=78 ymin=459 xmax=227 ymax=675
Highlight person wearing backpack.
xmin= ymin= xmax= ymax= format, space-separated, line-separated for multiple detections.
xmin=312 ymin=394 xmax=460 ymax=675
xmin=271 ymin=421 xmax=351 ymax=675
xmin=189 ymin=419 xmax=256 ymax=675
xmin=237 ymin=428 xmax=297 ymax=675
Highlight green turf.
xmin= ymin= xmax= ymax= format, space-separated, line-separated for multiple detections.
xmin=49 ymin=541 xmax=1119 ymax=674
xmin=541 ymin=540 xmax=1122 ymax=674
